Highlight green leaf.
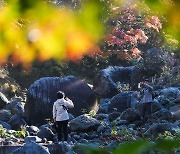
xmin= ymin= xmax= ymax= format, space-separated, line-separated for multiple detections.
xmin=113 ymin=140 xmax=151 ymax=154
xmin=75 ymin=143 xmax=109 ymax=154
xmin=153 ymin=139 xmax=180 ymax=151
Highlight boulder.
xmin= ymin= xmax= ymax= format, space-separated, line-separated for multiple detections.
xmin=0 ymin=120 xmax=12 ymax=130
xmin=98 ymin=98 xmax=110 ymax=114
xmin=173 ymin=120 xmax=180 ymax=128
xmin=11 ymin=141 xmax=50 ymax=154
xmin=5 ymin=100 xmax=25 ymax=117
xmin=143 ymin=47 xmax=166 ymax=76
xmin=0 ymin=92 xmax=9 ymax=109
xmin=108 ymin=91 xmax=134 ymax=113
xmin=37 ymin=127 xmax=54 ymax=141
xmin=8 ymin=114 xmax=27 ymax=130
xmin=144 ymin=123 xmax=174 ymax=137
xmin=93 ymin=66 xmax=138 ymax=98
xmin=151 ymin=109 xmax=172 ymax=121
xmin=25 ymin=76 xmax=97 ymax=125
xmin=170 ymin=104 xmax=180 ymax=120
xmin=69 ymin=115 xmax=100 ymax=132
xmin=26 ymin=126 xmax=40 ymax=135
xmin=135 ymin=101 xmax=163 ymax=116
xmin=120 ymin=108 xmax=141 ymax=123
xmin=160 ymin=87 xmax=180 ymax=98
xmin=0 ymin=109 xmax=11 ymax=122
xmin=108 ymin=112 xmax=121 ymax=122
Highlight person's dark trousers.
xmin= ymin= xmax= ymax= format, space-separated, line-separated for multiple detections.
xmin=142 ymin=102 xmax=152 ymax=118
xmin=56 ymin=120 xmax=68 ymax=141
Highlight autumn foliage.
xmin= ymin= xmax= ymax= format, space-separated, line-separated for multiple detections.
xmin=104 ymin=5 xmax=163 ymax=61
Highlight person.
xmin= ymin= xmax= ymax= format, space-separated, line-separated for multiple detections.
xmin=138 ymin=79 xmax=154 ymax=120
xmin=53 ymin=91 xmax=74 ymax=144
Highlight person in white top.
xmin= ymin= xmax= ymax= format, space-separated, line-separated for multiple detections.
xmin=139 ymin=79 xmax=154 ymax=120
xmin=53 ymin=91 xmax=74 ymax=143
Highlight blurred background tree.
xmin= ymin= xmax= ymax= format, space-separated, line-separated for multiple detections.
xmin=0 ymin=0 xmax=179 ymax=88
xmin=0 ymin=0 xmax=179 ymax=66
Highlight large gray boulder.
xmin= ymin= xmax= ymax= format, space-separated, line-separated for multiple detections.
xmin=108 ymin=91 xmax=136 ymax=113
xmin=120 ymin=108 xmax=141 ymax=123
xmin=93 ymin=66 xmax=138 ymax=98
xmin=143 ymin=47 xmax=166 ymax=76
xmin=25 ymin=76 xmax=97 ymax=125
xmin=37 ymin=127 xmax=54 ymax=141
xmin=135 ymin=101 xmax=164 ymax=116
xmin=69 ymin=115 xmax=100 ymax=132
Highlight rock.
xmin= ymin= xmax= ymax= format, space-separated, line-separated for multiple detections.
xmin=135 ymin=101 xmax=163 ymax=116
xmin=0 ymin=92 xmax=9 ymax=109
xmin=39 ymin=124 xmax=50 ymax=130
xmin=98 ymin=99 xmax=110 ymax=114
xmin=7 ymin=129 xmax=16 ymax=134
xmin=8 ymin=114 xmax=27 ymax=130
xmin=120 ymin=108 xmax=141 ymax=123
xmin=5 ymin=137 xmax=11 ymax=142
xmin=144 ymin=123 xmax=174 ymax=137
xmin=12 ymin=138 xmax=19 ymax=142
xmin=170 ymin=104 xmax=180 ymax=120
xmin=108 ymin=112 xmax=121 ymax=122
xmin=5 ymin=100 xmax=25 ymax=117
xmin=73 ymin=134 xmax=81 ymax=140
xmin=69 ymin=113 xmax=75 ymax=121
xmin=79 ymin=138 xmax=89 ymax=143
xmin=118 ymin=119 xmax=129 ymax=125
xmin=11 ymin=141 xmax=50 ymax=154
xmin=143 ymin=47 xmax=166 ymax=76
xmin=172 ymin=111 xmax=180 ymax=121
xmin=69 ymin=115 xmax=100 ymax=132
xmin=0 ymin=109 xmax=11 ymax=122
xmin=173 ymin=94 xmax=180 ymax=104
xmin=24 ymin=136 xmax=42 ymax=143
xmin=108 ymin=92 xmax=134 ymax=113
xmin=160 ymin=87 xmax=180 ymax=98
xmin=97 ymin=125 xmax=106 ymax=133
xmin=26 ymin=125 xmax=40 ymax=135
xmin=26 ymin=76 xmax=97 ymax=125
xmin=94 ymin=113 xmax=108 ymax=120
xmin=0 ymin=120 xmax=12 ymax=130
xmin=37 ymin=127 xmax=54 ymax=141
xmin=93 ymin=66 xmax=137 ymax=98
xmin=88 ymin=133 xmax=99 ymax=139
xmin=173 ymin=120 xmax=180 ymax=128
xmin=151 ymin=109 xmax=172 ymax=121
